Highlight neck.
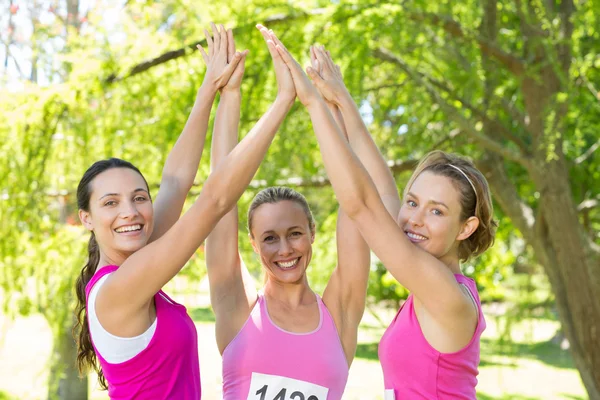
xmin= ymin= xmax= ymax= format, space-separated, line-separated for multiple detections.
xmin=439 ymin=253 xmax=462 ymax=275
xmin=263 ymin=277 xmax=314 ymax=308
xmin=98 ymin=249 xmax=129 ymax=268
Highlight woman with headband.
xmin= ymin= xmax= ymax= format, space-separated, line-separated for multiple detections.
xmin=264 ymin=28 xmax=497 ymax=399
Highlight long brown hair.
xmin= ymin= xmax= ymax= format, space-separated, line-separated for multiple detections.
xmin=73 ymin=158 xmax=148 ymax=389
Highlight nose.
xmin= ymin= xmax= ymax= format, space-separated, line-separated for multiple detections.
xmin=408 ymin=208 xmax=425 ymax=227
xmin=119 ymin=199 xmax=140 ymax=219
xmin=278 ymin=238 xmax=293 ymax=256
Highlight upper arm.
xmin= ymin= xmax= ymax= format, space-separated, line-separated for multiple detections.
xmin=99 ymin=192 xmax=224 ymax=316
xmin=148 ymin=178 xmax=190 ymax=243
xmin=322 ymin=208 xmax=370 ymax=363
xmin=352 ymin=198 xmax=473 ymax=326
xmin=205 ymin=206 xmax=256 ymax=308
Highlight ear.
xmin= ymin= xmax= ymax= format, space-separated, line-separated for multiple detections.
xmin=456 ymin=216 xmax=479 ymax=241
xmin=249 ymin=234 xmax=259 ymax=254
xmin=310 ymin=230 xmax=316 ymax=244
xmin=79 ymin=209 xmax=94 ymax=231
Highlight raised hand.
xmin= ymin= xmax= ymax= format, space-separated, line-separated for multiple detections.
xmin=257 ymin=25 xmax=322 ymax=107
xmin=222 ymin=28 xmax=248 ymax=93
xmin=256 ymin=24 xmax=296 ymax=104
xmin=309 ymin=46 xmax=349 ymax=107
xmin=197 ymin=23 xmax=244 ymax=92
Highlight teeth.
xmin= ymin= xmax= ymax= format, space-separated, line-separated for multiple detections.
xmin=406 ymin=232 xmax=427 ymax=240
xmin=116 ymin=224 xmax=141 ymax=233
xmin=277 ymin=259 xmax=298 ymax=269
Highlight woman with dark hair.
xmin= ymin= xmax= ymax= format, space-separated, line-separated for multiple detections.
xmin=73 ymin=25 xmax=291 ymax=398
xmin=265 ymin=28 xmax=497 ymax=399
xmin=204 ymin=25 xmax=398 ymax=399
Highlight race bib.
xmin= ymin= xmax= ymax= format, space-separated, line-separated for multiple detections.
xmin=247 ymin=372 xmax=329 ymax=400
xmin=384 ymin=389 xmax=396 ymax=400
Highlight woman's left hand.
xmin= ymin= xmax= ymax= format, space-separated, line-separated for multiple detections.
xmin=258 ymin=25 xmax=323 ymax=108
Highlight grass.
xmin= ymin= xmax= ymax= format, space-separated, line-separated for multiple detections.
xmin=189 ymin=306 xmax=216 ymax=323
xmin=0 ymin=299 xmax=588 ymax=399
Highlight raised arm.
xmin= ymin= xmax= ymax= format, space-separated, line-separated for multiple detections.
xmin=204 ymin=29 xmax=258 ymax=353
xmin=149 ymin=24 xmax=240 ymax=242
xmin=265 ymin=29 xmax=474 ymax=330
xmin=96 ymin=25 xmax=295 ymax=328
xmin=310 ymin=46 xmax=401 ymax=217
xmin=302 ymin=45 xmax=372 ymax=365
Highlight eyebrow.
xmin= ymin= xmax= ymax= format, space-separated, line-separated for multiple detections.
xmin=260 ymin=226 xmax=304 ymax=236
xmin=99 ymin=188 xmax=149 ymax=201
xmin=406 ymin=192 xmax=449 ymax=210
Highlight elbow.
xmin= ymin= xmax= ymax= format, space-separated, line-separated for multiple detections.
xmin=203 ymin=180 xmax=234 ymax=217
xmin=339 ymin=193 xmax=369 ymax=220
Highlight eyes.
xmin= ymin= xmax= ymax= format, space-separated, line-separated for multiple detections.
xmin=103 ymin=195 xmax=149 ymax=207
xmin=405 ymin=199 xmax=444 ymax=216
xmin=263 ymin=231 xmax=303 ymax=243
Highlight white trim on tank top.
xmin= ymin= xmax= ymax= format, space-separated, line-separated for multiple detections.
xmin=88 ymin=273 xmax=171 ymax=363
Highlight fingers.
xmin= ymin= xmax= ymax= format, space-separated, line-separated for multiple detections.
xmin=204 ymin=29 xmax=213 ymax=57
xmin=235 ymin=50 xmax=248 ymax=75
xmin=197 ymin=44 xmax=209 ymax=64
xmin=211 ymin=22 xmax=220 ymax=52
xmin=306 ymin=65 xmax=324 ymax=87
xmin=220 ymin=51 xmax=243 ymax=83
xmin=219 ymin=24 xmax=227 ymax=56
xmin=227 ymin=28 xmax=235 ymax=63
xmin=315 ymin=46 xmax=334 ymax=74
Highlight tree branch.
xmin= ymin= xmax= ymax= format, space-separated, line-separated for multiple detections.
xmin=575 ymin=138 xmax=600 ymax=165
xmin=105 ymin=9 xmax=326 ymax=83
xmin=426 ymin=75 xmax=530 ymax=153
xmin=373 ymin=47 xmax=533 ymax=170
xmin=404 ymin=10 xmax=526 ymax=76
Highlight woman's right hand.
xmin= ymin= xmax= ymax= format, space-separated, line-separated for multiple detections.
xmin=198 ymin=23 xmax=244 ymax=92
xmin=256 ymin=24 xmax=296 ymax=104
xmin=309 ymin=45 xmax=349 ymax=107
xmin=257 ymin=25 xmax=323 ymax=108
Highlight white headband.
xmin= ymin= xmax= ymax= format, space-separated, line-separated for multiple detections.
xmin=448 ymin=164 xmax=478 ymax=207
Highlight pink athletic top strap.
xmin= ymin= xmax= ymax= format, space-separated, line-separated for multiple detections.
xmin=222 ymin=292 xmax=349 ymax=399
xmin=85 ymin=265 xmax=201 ymax=399
xmin=378 ymin=274 xmax=486 ymax=399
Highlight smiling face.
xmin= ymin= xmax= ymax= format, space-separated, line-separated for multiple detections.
xmin=79 ymin=167 xmax=154 ymax=265
xmin=397 ymin=171 xmax=478 ymax=267
xmin=249 ymin=200 xmax=315 ymax=285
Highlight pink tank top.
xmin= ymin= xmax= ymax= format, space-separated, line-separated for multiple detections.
xmin=378 ymin=274 xmax=486 ymax=399
xmin=85 ymin=265 xmax=201 ymax=399
xmin=222 ymin=293 xmax=349 ymax=400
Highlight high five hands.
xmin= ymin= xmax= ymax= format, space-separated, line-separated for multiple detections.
xmin=256 ymin=24 xmax=350 ymax=111
xmin=198 ymin=23 xmax=248 ymax=92
xmin=256 ymin=24 xmax=323 ymax=108
xmin=308 ymin=45 xmax=349 ymax=107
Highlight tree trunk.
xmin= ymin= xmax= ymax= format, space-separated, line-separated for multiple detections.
xmin=47 ymin=321 xmax=88 ymax=400
xmin=533 ymin=159 xmax=600 ymax=400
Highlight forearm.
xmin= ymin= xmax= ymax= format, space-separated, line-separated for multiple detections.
xmin=306 ymin=99 xmax=379 ymax=217
xmin=205 ymin=97 xmax=294 ymax=211
xmin=161 ymin=84 xmax=217 ymax=190
xmin=211 ymin=89 xmax=241 ymax=169
xmin=206 ymin=89 xmax=242 ymax=270
xmin=337 ymin=93 xmax=399 ymax=199
xmin=327 ymin=102 xmax=348 ymax=140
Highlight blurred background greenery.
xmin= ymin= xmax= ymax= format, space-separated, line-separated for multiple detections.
xmin=0 ymin=0 xmax=598 ymax=399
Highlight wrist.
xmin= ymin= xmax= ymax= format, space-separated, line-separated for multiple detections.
xmin=275 ymin=93 xmax=296 ymax=109
xmin=336 ymin=90 xmax=355 ymax=111
xmin=198 ymin=81 xmax=219 ymax=98
xmin=220 ymin=88 xmax=242 ymax=98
